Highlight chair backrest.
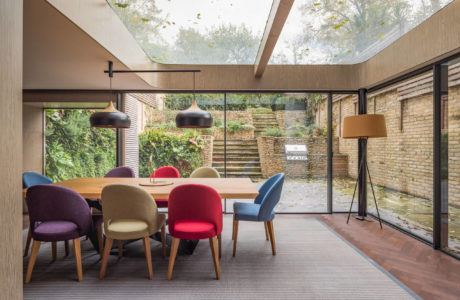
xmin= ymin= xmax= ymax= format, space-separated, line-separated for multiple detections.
xmin=26 ymin=185 xmax=92 ymax=235
xmin=104 ymin=166 xmax=135 ymax=178
xmin=257 ymin=173 xmax=285 ymax=221
xmin=101 ymin=184 xmax=159 ymax=231
xmin=190 ymin=167 xmax=220 ymax=178
xmin=22 ymin=172 xmax=53 ymax=189
xmin=168 ymin=184 xmax=222 ymax=236
xmin=153 ymin=166 xmax=180 ymax=178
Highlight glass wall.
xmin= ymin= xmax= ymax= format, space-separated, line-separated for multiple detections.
xmin=138 ymin=93 xmax=223 ymax=178
xmin=366 ymin=71 xmax=434 ymax=241
xmin=140 ymin=92 xmax=330 ymax=213
xmin=45 ymin=109 xmax=116 ymax=181
xmin=441 ymin=57 xmax=460 ymax=257
xmin=332 ymin=94 xmax=359 ymax=212
xmin=223 ymin=93 xmax=329 ymax=213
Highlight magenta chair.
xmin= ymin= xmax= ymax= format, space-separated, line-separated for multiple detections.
xmin=151 ymin=166 xmax=180 ymax=208
xmin=25 ymin=185 xmax=102 ymax=283
xmin=167 ymin=184 xmax=223 ymax=280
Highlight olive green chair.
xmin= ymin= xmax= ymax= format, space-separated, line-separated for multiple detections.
xmin=99 ymin=184 xmax=166 ymax=280
xmin=190 ymin=167 xmax=221 ymax=178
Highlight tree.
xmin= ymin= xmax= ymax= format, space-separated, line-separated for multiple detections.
xmin=296 ymin=0 xmax=411 ymax=63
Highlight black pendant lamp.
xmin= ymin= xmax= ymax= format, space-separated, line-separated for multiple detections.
xmin=176 ymin=72 xmax=212 ymax=128
xmin=90 ymin=62 xmax=131 ymax=128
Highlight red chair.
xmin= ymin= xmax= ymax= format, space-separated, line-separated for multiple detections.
xmin=151 ymin=166 xmax=180 ymax=208
xmin=167 ymin=184 xmax=223 ymax=280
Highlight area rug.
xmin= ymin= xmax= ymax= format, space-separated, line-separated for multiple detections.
xmin=23 ymin=216 xmax=419 ymax=299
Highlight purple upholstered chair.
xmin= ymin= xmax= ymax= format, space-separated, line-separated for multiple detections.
xmin=104 ymin=166 xmax=135 ymax=178
xmin=25 ymin=185 xmax=102 ymax=283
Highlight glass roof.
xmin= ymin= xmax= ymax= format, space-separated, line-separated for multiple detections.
xmin=109 ymin=0 xmax=453 ymax=65
xmin=108 ymin=0 xmax=272 ymax=64
xmin=270 ymin=0 xmax=453 ymax=64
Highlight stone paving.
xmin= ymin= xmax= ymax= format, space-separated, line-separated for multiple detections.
xmin=226 ymin=178 xmax=460 ymax=256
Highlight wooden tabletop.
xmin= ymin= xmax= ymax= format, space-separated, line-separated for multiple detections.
xmin=23 ymin=177 xmax=259 ymax=199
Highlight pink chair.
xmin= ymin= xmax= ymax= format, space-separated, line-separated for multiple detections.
xmin=151 ymin=166 xmax=180 ymax=208
xmin=167 ymin=184 xmax=222 ymax=280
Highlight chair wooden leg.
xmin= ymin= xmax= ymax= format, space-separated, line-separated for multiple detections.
xmin=97 ymin=223 xmax=104 ymax=259
xmin=267 ymin=221 xmax=276 ymax=255
xmin=232 ymin=220 xmax=239 ymax=256
xmin=232 ymin=217 xmax=235 ymax=240
xmin=264 ymin=222 xmax=270 ymax=241
xmin=99 ymin=238 xmax=113 ymax=279
xmin=73 ymin=238 xmax=83 ymax=281
xmin=51 ymin=242 xmax=57 ymax=261
xmin=118 ymin=240 xmax=123 ymax=258
xmin=25 ymin=240 xmax=41 ymax=284
xmin=209 ymin=237 xmax=221 ymax=280
xmin=142 ymin=236 xmax=153 ymax=280
xmin=65 ymin=240 xmax=70 ymax=256
xmin=167 ymin=237 xmax=180 ymax=280
xmin=217 ymin=233 xmax=222 ymax=259
xmin=161 ymin=224 xmax=166 ymax=258
xmin=24 ymin=228 xmax=32 ymax=257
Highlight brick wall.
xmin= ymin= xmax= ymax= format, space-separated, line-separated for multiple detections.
xmin=319 ymin=90 xmax=435 ymax=201
xmin=257 ymin=136 xmax=347 ymax=178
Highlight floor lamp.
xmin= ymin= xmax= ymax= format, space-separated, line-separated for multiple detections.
xmin=342 ymin=114 xmax=387 ymax=229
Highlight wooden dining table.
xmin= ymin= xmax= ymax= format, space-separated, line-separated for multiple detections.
xmin=23 ymin=177 xmax=259 ymax=254
xmin=23 ymin=177 xmax=259 ymax=200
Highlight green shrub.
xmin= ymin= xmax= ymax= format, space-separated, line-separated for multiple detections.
xmin=45 ymin=109 xmax=116 ymax=182
xmin=262 ymin=127 xmax=285 ymax=137
xmin=138 ymin=129 xmax=203 ymax=177
xmin=287 ymin=123 xmax=308 ymax=137
xmin=226 ymin=121 xmax=254 ymax=133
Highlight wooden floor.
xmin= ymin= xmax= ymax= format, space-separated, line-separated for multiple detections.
xmin=23 ymin=213 xmax=460 ymax=299
xmin=319 ymin=214 xmax=460 ymax=300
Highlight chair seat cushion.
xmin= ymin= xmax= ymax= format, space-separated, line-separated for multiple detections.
xmin=33 ymin=221 xmax=80 ymax=242
xmin=171 ymin=220 xmax=217 ymax=240
xmin=106 ymin=219 xmax=149 ymax=240
xmin=234 ymin=202 xmax=275 ymax=221
xmin=155 ymin=198 xmax=168 ymax=208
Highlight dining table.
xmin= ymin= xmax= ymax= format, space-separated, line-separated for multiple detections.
xmin=23 ymin=177 xmax=259 ymax=255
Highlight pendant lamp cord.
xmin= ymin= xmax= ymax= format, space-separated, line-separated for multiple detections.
xmin=193 ymin=72 xmax=196 ymax=102
xmin=110 ymin=76 xmax=113 ymax=102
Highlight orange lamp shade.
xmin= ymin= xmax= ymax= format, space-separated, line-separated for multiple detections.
xmin=342 ymin=114 xmax=387 ymax=139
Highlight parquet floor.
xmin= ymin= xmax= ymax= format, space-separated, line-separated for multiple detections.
xmin=319 ymin=214 xmax=460 ymax=300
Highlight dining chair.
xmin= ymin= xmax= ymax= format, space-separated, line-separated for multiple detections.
xmin=25 ymin=185 xmax=102 ymax=283
xmin=151 ymin=166 xmax=180 ymax=208
xmin=22 ymin=172 xmax=64 ymax=258
xmin=99 ymin=184 xmax=166 ymax=280
xmin=232 ymin=173 xmax=285 ymax=256
xmin=167 ymin=184 xmax=222 ymax=280
xmin=190 ymin=167 xmax=221 ymax=178
xmin=104 ymin=166 xmax=135 ymax=178
xmin=86 ymin=166 xmax=135 ymax=255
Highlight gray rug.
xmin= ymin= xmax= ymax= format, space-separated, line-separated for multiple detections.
xmin=23 ymin=216 xmax=418 ymax=299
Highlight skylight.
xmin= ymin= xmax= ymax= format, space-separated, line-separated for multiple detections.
xmin=270 ymin=0 xmax=454 ymax=64
xmin=108 ymin=0 xmax=273 ymax=64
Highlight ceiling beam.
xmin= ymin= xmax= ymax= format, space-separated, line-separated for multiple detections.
xmin=254 ymin=0 xmax=294 ymax=78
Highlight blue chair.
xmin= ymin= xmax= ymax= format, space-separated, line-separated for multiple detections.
xmin=23 ymin=172 xmax=53 ymax=189
xmin=23 ymin=172 xmax=58 ymax=258
xmin=232 ymin=173 xmax=285 ymax=256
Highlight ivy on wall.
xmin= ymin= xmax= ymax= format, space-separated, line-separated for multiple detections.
xmin=45 ymin=109 xmax=116 ymax=181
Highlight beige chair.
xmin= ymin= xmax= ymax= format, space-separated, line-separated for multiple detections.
xmin=99 ymin=184 xmax=166 ymax=280
xmin=190 ymin=167 xmax=221 ymax=178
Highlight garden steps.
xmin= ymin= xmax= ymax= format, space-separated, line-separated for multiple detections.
xmin=212 ymin=139 xmax=263 ymax=178
xmin=252 ymin=113 xmax=279 ymax=136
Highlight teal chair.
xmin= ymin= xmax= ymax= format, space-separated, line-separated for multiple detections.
xmin=232 ymin=173 xmax=285 ymax=256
